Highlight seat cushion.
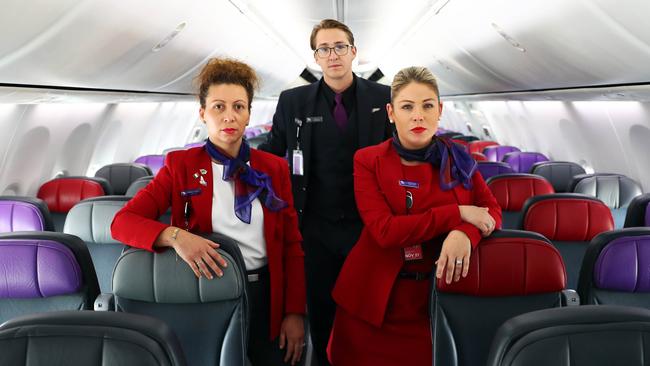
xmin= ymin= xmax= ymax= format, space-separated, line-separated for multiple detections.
xmin=487 ymin=174 xmax=555 ymax=212
xmin=468 ymin=141 xmax=499 ymax=154
xmin=483 ymin=146 xmax=521 ymax=162
xmin=487 ymin=305 xmax=650 ymax=366
xmin=134 ymin=155 xmax=164 ymax=175
xmin=0 ymin=197 xmax=53 ymax=232
xmin=477 ymin=162 xmax=514 ymax=180
xmin=530 ymin=161 xmax=586 ymax=192
xmin=0 ymin=310 xmax=186 ymax=366
xmin=523 ymin=195 xmax=614 ymax=241
xmin=593 ymin=234 xmax=650 ymax=292
xmin=95 ymin=163 xmax=152 ymax=195
xmin=436 ymin=230 xmax=566 ymax=295
xmin=37 ymin=178 xmax=107 ymax=213
xmin=0 ymin=239 xmax=82 ymax=298
xmin=502 ymin=152 xmax=550 ymax=173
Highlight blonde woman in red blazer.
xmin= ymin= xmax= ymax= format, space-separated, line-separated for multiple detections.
xmin=328 ymin=67 xmax=502 ymax=366
xmin=111 ymin=58 xmax=306 ymax=366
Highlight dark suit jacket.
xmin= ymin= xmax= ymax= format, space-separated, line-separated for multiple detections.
xmin=332 ymin=140 xmax=502 ymax=327
xmin=258 ymin=76 xmax=392 ymax=224
xmin=111 ymin=147 xmax=306 ymax=339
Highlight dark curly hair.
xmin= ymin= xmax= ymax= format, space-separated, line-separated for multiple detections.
xmin=195 ymin=58 xmax=259 ymax=109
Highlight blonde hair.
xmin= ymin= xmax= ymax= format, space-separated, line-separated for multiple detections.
xmin=390 ymin=66 xmax=440 ymax=103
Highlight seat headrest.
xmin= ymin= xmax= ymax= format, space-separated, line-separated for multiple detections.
xmin=623 ymin=193 xmax=650 ymax=228
xmin=0 ymin=196 xmax=54 ymax=232
xmin=471 ymin=152 xmax=488 ymax=161
xmin=594 ymin=234 xmax=650 ymax=292
xmin=63 ymin=196 xmax=130 ymax=244
xmin=163 ymin=147 xmax=185 ymax=155
xmin=487 ymin=305 xmax=650 ymax=366
xmin=486 ymin=174 xmax=554 ymax=211
xmin=0 ymin=310 xmax=187 ymax=366
xmin=95 ymin=163 xmax=153 ymax=195
xmin=578 ymin=228 xmax=650 ymax=299
xmin=522 ymin=194 xmax=614 ymax=241
xmin=477 ymin=162 xmax=514 ymax=180
xmin=134 ymin=154 xmax=164 ymax=175
xmin=567 ymin=173 xmax=621 ymax=193
xmin=125 ymin=176 xmax=154 ymax=197
xmin=453 ymin=135 xmax=480 ymax=142
xmin=573 ymin=175 xmax=643 ymax=209
xmin=114 ymin=247 xmax=244 ymax=304
xmin=502 ymin=152 xmax=550 ymax=173
xmin=37 ymin=177 xmax=108 ymax=213
xmin=468 ymin=141 xmax=499 ymax=154
xmin=184 ymin=141 xmax=205 ymax=149
xmin=436 ymin=230 xmax=566 ymax=296
xmin=483 ymin=145 xmax=520 ymax=162
xmin=0 ymin=232 xmax=99 ymax=300
xmin=451 ymin=139 xmax=469 ymax=148
xmin=530 ymin=161 xmax=586 ymax=192
xmin=0 ymin=238 xmax=82 ymax=298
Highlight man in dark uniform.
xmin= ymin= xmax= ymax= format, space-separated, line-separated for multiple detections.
xmin=258 ymin=19 xmax=391 ymax=365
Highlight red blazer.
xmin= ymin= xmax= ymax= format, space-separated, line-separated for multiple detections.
xmin=332 ymin=140 xmax=502 ymax=327
xmin=111 ymin=147 xmax=306 ymax=339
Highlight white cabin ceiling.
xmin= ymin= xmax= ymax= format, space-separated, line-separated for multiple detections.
xmin=1 ymin=0 xmax=649 ymax=98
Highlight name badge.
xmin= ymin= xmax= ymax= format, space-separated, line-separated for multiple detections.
xmin=306 ymin=116 xmax=323 ymax=123
xmin=180 ymin=188 xmax=202 ymax=197
xmin=403 ymin=245 xmax=423 ymax=261
xmin=399 ymin=180 xmax=420 ymax=189
xmin=292 ymin=149 xmax=304 ymax=176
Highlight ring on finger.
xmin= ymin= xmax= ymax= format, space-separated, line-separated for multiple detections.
xmin=455 ymin=259 xmax=463 ymax=266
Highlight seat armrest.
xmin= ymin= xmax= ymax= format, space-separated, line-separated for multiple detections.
xmin=94 ymin=293 xmax=115 ymax=311
xmin=561 ymin=289 xmax=580 ymax=306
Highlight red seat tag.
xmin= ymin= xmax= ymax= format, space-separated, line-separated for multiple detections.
xmin=403 ymin=245 xmax=423 ymax=261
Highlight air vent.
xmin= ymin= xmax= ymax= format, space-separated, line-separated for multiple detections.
xmin=152 ymin=22 xmax=187 ymax=52
xmin=491 ymin=23 xmax=526 ymax=52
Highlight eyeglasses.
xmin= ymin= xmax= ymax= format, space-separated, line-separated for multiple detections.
xmin=314 ymin=44 xmax=352 ymax=58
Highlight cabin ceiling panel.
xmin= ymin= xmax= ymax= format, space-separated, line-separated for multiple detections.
xmin=0 ymin=0 xmax=303 ymax=97
xmin=379 ymin=0 xmax=650 ymax=96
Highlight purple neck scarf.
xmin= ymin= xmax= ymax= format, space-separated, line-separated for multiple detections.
xmin=392 ymin=133 xmax=477 ymax=191
xmin=205 ymin=139 xmax=287 ymax=224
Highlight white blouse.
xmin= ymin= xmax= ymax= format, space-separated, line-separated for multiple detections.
xmin=211 ymin=162 xmax=267 ymax=270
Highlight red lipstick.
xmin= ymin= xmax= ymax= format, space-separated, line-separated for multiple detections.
xmin=410 ymin=127 xmax=426 ymax=134
xmin=222 ymin=128 xmax=237 ymax=134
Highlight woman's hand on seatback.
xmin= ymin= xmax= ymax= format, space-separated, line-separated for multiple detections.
xmin=279 ymin=313 xmax=305 ymax=365
xmin=155 ymin=227 xmax=228 ymax=279
xmin=458 ymin=205 xmax=496 ymax=237
xmin=436 ymin=230 xmax=472 ymax=284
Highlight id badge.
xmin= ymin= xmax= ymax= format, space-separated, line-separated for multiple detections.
xmin=403 ymin=245 xmax=423 ymax=261
xmin=292 ymin=149 xmax=304 ymax=176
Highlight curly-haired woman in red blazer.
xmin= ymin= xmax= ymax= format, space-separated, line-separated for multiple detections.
xmin=328 ymin=66 xmax=502 ymax=366
xmin=111 ymin=58 xmax=305 ymax=366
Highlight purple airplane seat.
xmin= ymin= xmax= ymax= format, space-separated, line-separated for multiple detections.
xmin=502 ymin=151 xmax=550 ymax=173
xmin=0 ymin=232 xmax=100 ymax=322
xmin=578 ymin=227 xmax=650 ymax=308
xmin=184 ymin=141 xmax=206 ymax=149
xmin=0 ymin=196 xmax=54 ymax=232
xmin=477 ymin=162 xmax=514 ymax=181
xmin=134 ymin=154 xmax=164 ymax=175
xmin=483 ymin=145 xmax=521 ymax=162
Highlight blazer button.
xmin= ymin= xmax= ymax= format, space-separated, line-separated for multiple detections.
xmin=298 ymin=209 xmax=303 ymax=213
xmin=301 ymin=187 xmax=307 ymax=191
